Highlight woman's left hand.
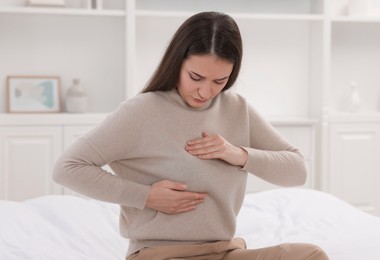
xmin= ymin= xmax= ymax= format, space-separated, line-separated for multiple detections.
xmin=185 ymin=132 xmax=248 ymax=167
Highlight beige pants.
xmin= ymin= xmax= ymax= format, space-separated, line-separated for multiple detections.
xmin=127 ymin=238 xmax=329 ymax=260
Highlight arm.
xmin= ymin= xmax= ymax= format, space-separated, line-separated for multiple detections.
xmin=185 ymin=131 xmax=248 ymax=167
xmin=145 ymin=180 xmax=207 ymax=214
xmin=54 ymin=141 xmax=207 ymax=212
xmin=53 ymin=137 xmax=151 ymax=209
xmin=53 ymin=99 xmax=206 ymax=212
xmin=52 ymin=101 xmax=152 ymax=208
xmin=185 ymin=105 xmax=307 ymax=187
xmin=241 ymin=104 xmax=307 ymax=186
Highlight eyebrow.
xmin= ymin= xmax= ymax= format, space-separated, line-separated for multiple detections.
xmin=190 ymin=71 xmax=230 ymax=81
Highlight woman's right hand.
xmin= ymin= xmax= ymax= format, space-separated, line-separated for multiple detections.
xmin=145 ymin=180 xmax=207 ymax=215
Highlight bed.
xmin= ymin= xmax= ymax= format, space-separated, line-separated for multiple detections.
xmin=1 ymin=188 xmax=380 ymax=260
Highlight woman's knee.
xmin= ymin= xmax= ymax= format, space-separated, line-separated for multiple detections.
xmin=284 ymin=243 xmax=329 ymax=260
xmin=308 ymin=244 xmax=329 ymax=260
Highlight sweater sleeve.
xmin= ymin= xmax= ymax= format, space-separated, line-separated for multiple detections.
xmin=53 ymin=100 xmax=150 ymax=209
xmin=240 ymin=104 xmax=307 ymax=187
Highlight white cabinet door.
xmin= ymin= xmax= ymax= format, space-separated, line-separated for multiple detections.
xmin=62 ymin=125 xmax=97 ymax=197
xmin=63 ymin=125 xmax=96 ymax=149
xmin=329 ymin=123 xmax=380 ymax=216
xmin=0 ymin=127 xmax=62 ymax=200
xmin=63 ymin=125 xmax=115 ymax=197
xmin=246 ymin=125 xmax=314 ymax=193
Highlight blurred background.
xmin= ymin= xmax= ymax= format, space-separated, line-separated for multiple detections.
xmin=0 ymin=0 xmax=380 ymax=216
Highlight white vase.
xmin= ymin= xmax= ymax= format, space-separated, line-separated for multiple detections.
xmin=349 ymin=81 xmax=361 ymax=113
xmin=65 ymin=78 xmax=88 ymax=113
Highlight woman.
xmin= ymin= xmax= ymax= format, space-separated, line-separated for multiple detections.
xmin=53 ymin=12 xmax=329 ymax=260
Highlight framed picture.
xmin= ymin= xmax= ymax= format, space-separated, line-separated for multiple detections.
xmin=7 ymin=76 xmax=62 ymax=113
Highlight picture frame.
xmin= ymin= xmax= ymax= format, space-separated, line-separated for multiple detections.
xmin=7 ymin=76 xmax=62 ymax=113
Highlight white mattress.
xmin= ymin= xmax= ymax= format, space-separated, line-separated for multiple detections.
xmin=1 ymin=188 xmax=380 ymax=260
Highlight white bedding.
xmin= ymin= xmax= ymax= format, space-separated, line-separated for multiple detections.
xmin=1 ymin=188 xmax=380 ymax=260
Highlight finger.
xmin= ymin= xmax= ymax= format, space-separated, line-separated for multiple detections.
xmin=187 ymin=144 xmax=224 ymax=156
xmin=186 ymin=139 xmax=215 ymax=150
xmin=183 ymin=199 xmax=205 ymax=209
xmin=186 ymin=137 xmax=222 ymax=151
xmin=176 ymin=205 xmax=197 ymax=214
xmin=187 ymin=134 xmax=214 ymax=145
xmin=164 ymin=180 xmax=187 ymax=191
xmin=186 ymin=138 xmax=206 ymax=146
xmin=177 ymin=199 xmax=205 ymax=209
xmin=188 ymin=147 xmax=220 ymax=157
xmin=158 ymin=180 xmax=187 ymax=191
xmin=197 ymin=151 xmax=222 ymax=159
xmin=163 ymin=197 xmax=205 ymax=215
xmin=179 ymin=191 xmax=207 ymax=201
xmin=174 ymin=198 xmax=206 ymax=214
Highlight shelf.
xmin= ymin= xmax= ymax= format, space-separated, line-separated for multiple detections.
xmin=231 ymin=13 xmax=323 ymax=21
xmin=268 ymin=117 xmax=318 ymax=126
xmin=0 ymin=113 xmax=107 ymax=125
xmin=0 ymin=113 xmax=318 ymax=127
xmin=328 ymin=112 xmax=380 ymax=123
xmin=136 ymin=0 xmax=324 ymax=16
xmin=136 ymin=10 xmax=323 ymax=21
xmin=0 ymin=6 xmax=125 ymax=17
xmin=332 ymin=16 xmax=380 ymax=23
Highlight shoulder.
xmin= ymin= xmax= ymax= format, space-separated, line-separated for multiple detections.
xmin=218 ymin=90 xmax=251 ymax=110
xmin=115 ymin=91 xmax=165 ymax=113
xmin=86 ymin=92 xmax=164 ymax=139
xmin=96 ymin=92 xmax=164 ymax=127
xmin=217 ymin=90 xmax=265 ymax=120
xmin=124 ymin=91 xmax=162 ymax=106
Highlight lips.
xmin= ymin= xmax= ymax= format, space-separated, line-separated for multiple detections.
xmin=193 ymin=97 xmax=208 ymax=104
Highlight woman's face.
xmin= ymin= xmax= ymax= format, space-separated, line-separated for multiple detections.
xmin=177 ymin=54 xmax=234 ymax=108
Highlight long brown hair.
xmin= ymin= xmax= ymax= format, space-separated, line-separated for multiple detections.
xmin=141 ymin=11 xmax=243 ymax=93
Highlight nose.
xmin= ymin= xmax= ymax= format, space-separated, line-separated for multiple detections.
xmin=198 ymin=83 xmax=212 ymax=100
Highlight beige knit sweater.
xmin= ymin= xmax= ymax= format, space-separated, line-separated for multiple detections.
xmin=53 ymin=89 xmax=306 ymax=256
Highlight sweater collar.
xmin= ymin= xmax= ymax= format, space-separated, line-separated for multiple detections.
xmin=165 ymin=89 xmax=215 ymax=111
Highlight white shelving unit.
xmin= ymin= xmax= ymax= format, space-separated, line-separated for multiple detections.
xmin=0 ymin=7 xmax=125 ymax=16
xmin=133 ymin=4 xmax=325 ymax=117
xmin=1 ymin=0 xmax=380 ymax=215
xmin=324 ymin=0 xmax=380 ymax=216
xmin=0 ymin=1 xmax=127 ymax=113
xmin=0 ymin=0 xmax=327 ymax=115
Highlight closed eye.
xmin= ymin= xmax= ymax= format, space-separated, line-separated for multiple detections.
xmin=190 ymin=74 xmax=202 ymax=82
xmin=214 ymin=80 xmax=225 ymax=85
xmin=189 ymin=71 xmax=229 ymax=84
